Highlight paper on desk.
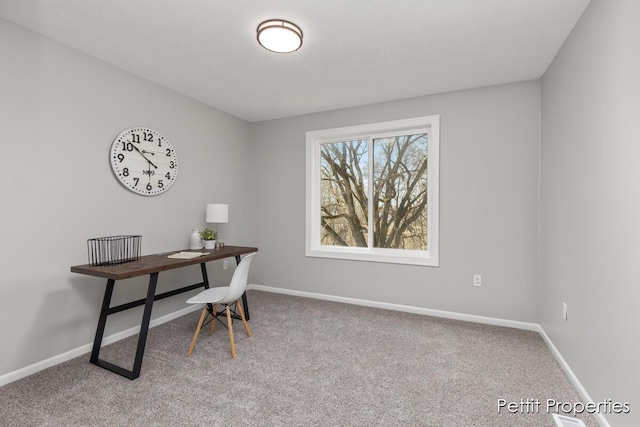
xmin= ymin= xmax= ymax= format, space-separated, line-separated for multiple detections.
xmin=168 ymin=251 xmax=208 ymax=259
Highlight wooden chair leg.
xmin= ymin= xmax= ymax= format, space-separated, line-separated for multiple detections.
xmin=226 ymin=305 xmax=236 ymax=358
xmin=235 ymin=299 xmax=252 ymax=337
xmin=209 ymin=303 xmax=218 ymax=336
xmin=187 ymin=306 xmax=208 ymax=357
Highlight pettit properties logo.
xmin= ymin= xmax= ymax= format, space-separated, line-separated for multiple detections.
xmin=497 ymin=398 xmax=630 ymax=417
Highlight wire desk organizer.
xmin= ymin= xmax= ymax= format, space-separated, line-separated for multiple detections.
xmin=87 ymin=235 xmax=142 ymax=266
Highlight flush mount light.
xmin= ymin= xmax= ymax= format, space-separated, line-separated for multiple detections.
xmin=257 ymin=19 xmax=303 ymax=53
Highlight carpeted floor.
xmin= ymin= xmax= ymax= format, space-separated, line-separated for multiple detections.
xmin=0 ymin=290 xmax=598 ymax=426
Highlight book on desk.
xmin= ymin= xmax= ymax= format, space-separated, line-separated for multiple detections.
xmin=167 ymin=251 xmax=209 ymax=259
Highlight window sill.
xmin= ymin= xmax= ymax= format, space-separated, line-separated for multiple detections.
xmin=306 ymin=246 xmax=439 ymax=267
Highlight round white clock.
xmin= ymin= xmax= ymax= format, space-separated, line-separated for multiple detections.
xmin=110 ymin=127 xmax=178 ymax=196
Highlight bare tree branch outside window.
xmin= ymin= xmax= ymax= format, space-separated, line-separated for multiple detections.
xmin=320 ymin=133 xmax=428 ymax=250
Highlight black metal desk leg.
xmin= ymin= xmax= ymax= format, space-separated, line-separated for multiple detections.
xmin=241 ymin=293 xmax=250 ymax=321
xmin=90 ymin=279 xmax=115 ymax=363
xmin=130 ymin=272 xmax=158 ymax=379
xmin=200 ymin=262 xmax=215 ymax=314
xmin=235 ymin=255 xmax=250 ymax=320
xmin=200 ymin=263 xmax=210 ymax=289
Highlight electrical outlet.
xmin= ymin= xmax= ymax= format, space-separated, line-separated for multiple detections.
xmin=223 ymin=260 xmax=228 ymax=270
xmin=473 ymin=274 xmax=482 ymax=287
xmin=562 ymin=302 xmax=568 ymax=322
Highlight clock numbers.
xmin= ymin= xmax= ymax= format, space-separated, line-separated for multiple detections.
xmin=110 ymin=127 xmax=178 ymax=196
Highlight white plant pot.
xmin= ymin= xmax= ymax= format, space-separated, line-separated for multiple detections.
xmin=203 ymin=240 xmax=217 ymax=249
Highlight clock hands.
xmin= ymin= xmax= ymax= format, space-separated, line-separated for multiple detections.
xmin=112 ymin=128 xmax=177 ymax=196
xmin=129 ymin=142 xmax=158 ymax=169
xmin=129 ymin=142 xmax=157 ymax=184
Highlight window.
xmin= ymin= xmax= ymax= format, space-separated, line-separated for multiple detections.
xmin=306 ymin=115 xmax=439 ymax=266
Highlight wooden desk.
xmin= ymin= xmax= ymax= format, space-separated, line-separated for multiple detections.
xmin=71 ymin=245 xmax=258 ymax=380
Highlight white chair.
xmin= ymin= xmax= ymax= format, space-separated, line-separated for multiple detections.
xmin=186 ymin=252 xmax=256 ymax=358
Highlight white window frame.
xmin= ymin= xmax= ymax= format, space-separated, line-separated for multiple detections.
xmin=306 ymin=115 xmax=440 ymax=266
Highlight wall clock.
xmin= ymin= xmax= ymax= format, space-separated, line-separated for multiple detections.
xmin=110 ymin=127 xmax=178 ymax=196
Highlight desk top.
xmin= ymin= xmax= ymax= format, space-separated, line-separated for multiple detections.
xmin=70 ymin=245 xmax=258 ymax=281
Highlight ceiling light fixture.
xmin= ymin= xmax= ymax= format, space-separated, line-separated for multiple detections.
xmin=257 ymin=19 xmax=303 ymax=53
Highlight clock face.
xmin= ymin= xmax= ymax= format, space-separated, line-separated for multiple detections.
xmin=110 ymin=127 xmax=178 ymax=196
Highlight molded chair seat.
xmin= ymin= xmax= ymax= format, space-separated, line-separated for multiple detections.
xmin=186 ymin=252 xmax=256 ymax=358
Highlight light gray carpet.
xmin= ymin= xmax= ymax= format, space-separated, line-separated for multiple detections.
xmin=0 ymin=290 xmax=598 ymax=426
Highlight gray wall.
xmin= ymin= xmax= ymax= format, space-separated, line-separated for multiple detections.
xmin=250 ymin=81 xmax=541 ymax=322
xmin=0 ymin=19 xmax=252 ymax=377
xmin=540 ymin=0 xmax=639 ymax=425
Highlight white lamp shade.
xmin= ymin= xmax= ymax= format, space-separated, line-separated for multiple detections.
xmin=206 ymin=204 xmax=228 ymax=223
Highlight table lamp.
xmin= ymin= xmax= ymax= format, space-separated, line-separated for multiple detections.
xmin=205 ymin=204 xmax=228 ymax=245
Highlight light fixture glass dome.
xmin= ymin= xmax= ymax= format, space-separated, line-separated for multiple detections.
xmin=257 ymin=19 xmax=303 ymax=53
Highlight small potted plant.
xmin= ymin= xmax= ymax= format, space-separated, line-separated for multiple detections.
xmin=200 ymin=227 xmax=218 ymax=249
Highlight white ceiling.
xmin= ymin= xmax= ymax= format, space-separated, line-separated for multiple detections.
xmin=0 ymin=0 xmax=590 ymax=122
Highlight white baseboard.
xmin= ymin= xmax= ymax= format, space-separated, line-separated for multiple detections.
xmin=247 ymin=284 xmax=540 ymax=331
xmin=0 ymin=304 xmax=201 ymax=388
xmin=537 ymin=326 xmax=611 ymax=427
